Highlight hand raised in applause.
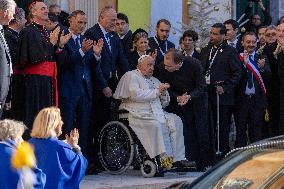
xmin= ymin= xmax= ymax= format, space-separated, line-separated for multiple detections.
xmin=81 ymin=38 xmax=93 ymax=53
xmin=59 ymin=30 xmax=72 ymax=48
xmin=258 ymin=58 xmax=265 ymax=69
xmin=93 ymin=38 xmax=104 ymax=56
xmin=65 ymin=128 xmax=79 ymax=148
xmin=49 ymin=26 xmax=60 ymax=46
xmin=148 ymin=49 xmax=157 ymax=61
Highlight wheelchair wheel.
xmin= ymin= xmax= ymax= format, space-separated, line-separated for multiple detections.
xmin=141 ymin=160 xmax=157 ymax=178
xmin=99 ymin=121 xmax=134 ymax=174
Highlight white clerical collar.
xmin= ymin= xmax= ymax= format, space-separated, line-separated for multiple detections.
xmin=99 ymin=23 xmax=108 ymax=36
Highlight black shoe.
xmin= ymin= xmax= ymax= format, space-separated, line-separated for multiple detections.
xmin=172 ymin=160 xmax=196 ymax=168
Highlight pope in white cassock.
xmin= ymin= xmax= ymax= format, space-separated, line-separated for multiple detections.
xmin=113 ymin=55 xmax=194 ymax=168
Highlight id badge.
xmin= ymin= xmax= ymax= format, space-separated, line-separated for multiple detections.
xmin=205 ymin=74 xmax=210 ymax=85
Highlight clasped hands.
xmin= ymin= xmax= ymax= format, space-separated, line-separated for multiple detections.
xmin=177 ymin=92 xmax=191 ymax=106
xmin=158 ymin=83 xmax=170 ymax=95
xmin=243 ymin=51 xmax=265 ymax=69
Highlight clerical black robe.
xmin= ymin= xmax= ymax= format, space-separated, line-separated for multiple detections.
xmin=16 ymin=22 xmax=64 ymax=132
xmin=155 ymin=57 xmax=214 ymax=170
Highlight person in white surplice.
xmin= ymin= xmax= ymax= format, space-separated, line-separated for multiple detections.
xmin=113 ymin=55 xmax=195 ymax=168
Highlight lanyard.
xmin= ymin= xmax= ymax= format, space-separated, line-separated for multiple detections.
xmin=104 ymin=33 xmax=112 ymax=52
xmin=153 ymin=37 xmax=168 ymax=56
xmin=206 ymin=46 xmax=220 ymax=75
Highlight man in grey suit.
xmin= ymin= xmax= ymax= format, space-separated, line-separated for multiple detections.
xmin=0 ymin=0 xmax=16 ymax=118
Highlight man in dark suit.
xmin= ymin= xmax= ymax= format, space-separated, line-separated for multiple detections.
xmin=235 ymin=32 xmax=271 ymax=147
xmin=58 ymin=10 xmax=103 ymax=154
xmin=115 ymin=12 xmax=132 ymax=58
xmin=156 ymin=49 xmax=213 ymax=171
xmin=0 ymin=0 xmax=16 ymax=118
xmin=199 ymin=23 xmax=242 ymax=157
xmin=275 ymin=23 xmax=284 ymax=135
xmin=84 ymin=6 xmax=129 ymax=173
xmin=262 ymin=25 xmax=280 ymax=137
xmin=224 ymin=19 xmax=243 ymax=53
xmin=149 ymin=19 xmax=175 ymax=70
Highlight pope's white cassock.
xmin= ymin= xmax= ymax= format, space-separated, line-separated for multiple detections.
xmin=113 ymin=69 xmax=186 ymax=161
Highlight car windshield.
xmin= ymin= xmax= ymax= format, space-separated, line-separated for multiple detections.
xmin=191 ymin=149 xmax=284 ymax=189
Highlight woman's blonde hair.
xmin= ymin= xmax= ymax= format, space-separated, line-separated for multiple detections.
xmin=31 ymin=107 xmax=63 ymax=138
xmin=132 ymin=32 xmax=148 ymax=51
xmin=0 ymin=119 xmax=27 ymax=141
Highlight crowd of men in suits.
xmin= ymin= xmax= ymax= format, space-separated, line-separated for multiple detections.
xmin=1 ymin=0 xmax=284 ymax=173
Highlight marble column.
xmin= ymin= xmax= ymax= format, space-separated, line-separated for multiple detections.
xmin=74 ymin=0 xmax=98 ymax=29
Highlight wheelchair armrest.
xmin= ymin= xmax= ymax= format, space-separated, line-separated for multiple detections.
xmin=118 ymin=109 xmax=129 ymax=120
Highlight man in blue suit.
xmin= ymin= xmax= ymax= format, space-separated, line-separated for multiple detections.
xmin=58 ymin=10 xmax=104 ymax=155
xmin=84 ymin=6 xmax=129 ymax=173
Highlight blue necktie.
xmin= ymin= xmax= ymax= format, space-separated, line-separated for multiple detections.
xmin=247 ymin=55 xmax=253 ymax=89
xmin=75 ymin=36 xmax=80 ymax=49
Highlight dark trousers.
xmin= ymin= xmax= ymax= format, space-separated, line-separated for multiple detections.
xmin=87 ymin=77 xmax=119 ymax=165
xmin=266 ymin=85 xmax=280 ymax=137
xmin=235 ymin=95 xmax=263 ymax=147
xmin=59 ymin=84 xmax=91 ymax=155
xmin=209 ymin=101 xmax=231 ymax=156
xmin=170 ymin=93 xmax=213 ymax=170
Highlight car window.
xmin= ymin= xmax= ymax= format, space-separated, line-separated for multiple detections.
xmin=214 ymin=150 xmax=284 ymax=188
xmin=191 ymin=149 xmax=284 ymax=189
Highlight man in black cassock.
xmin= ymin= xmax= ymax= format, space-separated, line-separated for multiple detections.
xmin=16 ymin=1 xmax=71 ymax=133
xmin=156 ymin=49 xmax=213 ymax=171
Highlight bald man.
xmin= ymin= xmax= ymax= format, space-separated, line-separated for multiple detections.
xmin=84 ymin=6 xmax=129 ymax=172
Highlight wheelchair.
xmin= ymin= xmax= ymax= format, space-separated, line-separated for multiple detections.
xmin=98 ymin=108 xmax=165 ymax=178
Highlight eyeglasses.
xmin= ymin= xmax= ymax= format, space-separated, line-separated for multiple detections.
xmin=265 ymin=33 xmax=276 ymax=37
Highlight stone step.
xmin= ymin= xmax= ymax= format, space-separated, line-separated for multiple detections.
xmin=80 ymin=170 xmax=203 ymax=189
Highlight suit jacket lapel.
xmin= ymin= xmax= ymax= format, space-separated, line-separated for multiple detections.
xmin=95 ymin=24 xmax=112 ymax=55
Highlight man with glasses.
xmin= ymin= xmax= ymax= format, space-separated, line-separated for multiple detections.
xmin=149 ymin=19 xmax=175 ymax=71
xmin=275 ymin=23 xmax=284 ymax=135
xmin=262 ymin=25 xmax=280 ymax=137
xmin=199 ymin=23 xmax=241 ymax=158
